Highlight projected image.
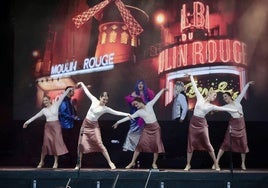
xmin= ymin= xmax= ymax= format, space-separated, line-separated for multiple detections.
xmin=13 ymin=0 xmax=268 ymax=122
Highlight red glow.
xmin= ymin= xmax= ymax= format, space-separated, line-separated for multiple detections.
xmin=158 ymin=39 xmax=247 ymax=74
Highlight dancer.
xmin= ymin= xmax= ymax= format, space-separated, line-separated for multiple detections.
xmin=75 ymin=82 xmax=130 ymax=170
xmin=123 ymin=79 xmax=155 ymax=152
xmin=23 ymin=88 xmax=73 ymax=168
xmin=184 ymin=74 xmax=241 ymax=171
xmin=113 ymin=88 xmax=168 ymax=169
xmin=58 ymin=86 xmax=80 ymax=167
xmin=214 ymin=81 xmax=254 ymax=171
xmin=172 ymin=81 xmax=188 ymax=123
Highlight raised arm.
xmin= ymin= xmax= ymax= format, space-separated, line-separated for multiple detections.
xmin=190 ymin=74 xmax=203 ymax=100
xmin=235 ymin=81 xmax=254 ymax=103
xmin=148 ymin=88 xmax=168 ymax=106
xmin=54 ymin=87 xmax=74 ymax=107
xmin=77 ymin=82 xmax=97 ymax=102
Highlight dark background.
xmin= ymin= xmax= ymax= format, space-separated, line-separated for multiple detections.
xmin=1 ymin=0 xmax=268 ymax=169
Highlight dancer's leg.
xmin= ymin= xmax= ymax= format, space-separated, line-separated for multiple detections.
xmin=102 ymin=148 xmax=116 ymax=169
xmin=209 ymin=151 xmax=220 ymax=171
xmin=184 ymin=152 xmax=192 ymax=171
xmin=152 ymin=153 xmax=159 ymax=169
xmin=241 ymin=153 xmax=246 ymax=170
xmin=37 ymin=152 xmax=45 ymax=168
xmin=53 ymin=155 xmax=58 ymax=168
xmin=125 ymin=150 xmax=140 ymax=169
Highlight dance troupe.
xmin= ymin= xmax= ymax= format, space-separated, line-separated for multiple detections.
xmin=23 ymin=74 xmax=254 ymax=171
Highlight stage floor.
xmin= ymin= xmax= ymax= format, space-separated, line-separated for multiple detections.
xmin=0 ymin=167 xmax=268 ymax=188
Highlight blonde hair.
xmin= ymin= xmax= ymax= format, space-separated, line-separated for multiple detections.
xmin=205 ymin=89 xmax=216 ymax=99
xmin=174 ymin=81 xmax=185 ymax=97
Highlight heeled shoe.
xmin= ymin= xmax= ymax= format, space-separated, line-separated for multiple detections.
xmin=37 ymin=162 xmax=44 ymax=168
xmin=125 ymin=163 xmax=135 ymax=169
xmin=109 ymin=162 xmax=116 ymax=170
xmin=212 ymin=164 xmax=220 ymax=171
xmin=241 ymin=164 xmax=246 ymax=170
xmin=74 ymin=164 xmax=80 ymax=170
xmin=211 ymin=164 xmax=215 ymax=170
xmin=152 ymin=164 xmax=158 ymax=169
xmin=184 ymin=164 xmax=191 ymax=171
xmin=52 ymin=163 xmax=58 ymax=169
xmin=215 ymin=164 xmax=220 ymax=171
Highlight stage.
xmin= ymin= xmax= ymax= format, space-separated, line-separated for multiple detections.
xmin=1 ymin=121 xmax=268 ymax=187
xmin=0 ymin=167 xmax=268 ymax=188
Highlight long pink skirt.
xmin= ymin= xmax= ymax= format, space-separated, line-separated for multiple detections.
xmin=42 ymin=120 xmax=68 ymax=156
xmin=136 ymin=122 xmax=165 ymax=153
xmin=187 ymin=115 xmax=214 ymax=153
xmin=78 ymin=119 xmax=107 ymax=154
xmin=220 ymin=117 xmax=249 ymax=153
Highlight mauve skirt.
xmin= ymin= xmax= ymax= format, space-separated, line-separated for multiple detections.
xmin=220 ymin=117 xmax=249 ymax=153
xmin=42 ymin=120 xmax=68 ymax=156
xmin=136 ymin=122 xmax=165 ymax=153
xmin=187 ymin=115 xmax=214 ymax=153
xmin=78 ymin=119 xmax=107 ymax=154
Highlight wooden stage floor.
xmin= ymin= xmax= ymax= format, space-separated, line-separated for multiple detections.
xmin=0 ymin=167 xmax=268 ymax=188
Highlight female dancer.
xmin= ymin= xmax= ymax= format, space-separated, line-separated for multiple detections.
xmin=184 ymin=74 xmax=240 ymax=171
xmin=75 ymin=82 xmax=130 ymax=170
xmin=214 ymin=81 xmax=254 ymax=170
xmin=23 ymin=87 xmax=73 ymax=168
xmin=123 ymin=79 xmax=155 ymax=151
xmin=113 ymin=88 xmax=168 ymax=169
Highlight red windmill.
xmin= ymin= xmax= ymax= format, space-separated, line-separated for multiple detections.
xmin=72 ymin=0 xmax=148 ymax=64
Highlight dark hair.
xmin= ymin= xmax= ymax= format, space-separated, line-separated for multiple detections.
xmin=100 ymin=91 xmax=109 ymax=98
xmin=223 ymin=92 xmax=232 ymax=97
xmin=220 ymin=92 xmax=233 ymax=105
xmin=133 ymin=97 xmax=145 ymax=104
xmin=65 ymin=86 xmax=74 ymax=91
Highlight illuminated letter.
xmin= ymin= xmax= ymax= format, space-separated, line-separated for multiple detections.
xmin=219 ymin=39 xmax=231 ymax=62
xmin=178 ymin=44 xmax=188 ymax=67
xmin=193 ymin=2 xmax=205 ymax=28
xmin=207 ymin=40 xmax=217 ymax=63
xmin=233 ymin=40 xmax=242 ymax=64
xmin=192 ymin=42 xmax=204 ymax=65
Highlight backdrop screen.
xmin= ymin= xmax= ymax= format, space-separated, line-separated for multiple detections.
xmin=13 ymin=0 xmax=268 ymax=122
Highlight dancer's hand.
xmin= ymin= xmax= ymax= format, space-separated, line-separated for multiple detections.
xmin=112 ymin=122 xmax=118 ymax=129
xmin=76 ymin=82 xmax=83 ymax=87
xmin=128 ymin=114 xmax=134 ymax=120
xmin=23 ymin=123 xmax=28 ymax=128
xmin=237 ymin=111 xmax=243 ymax=117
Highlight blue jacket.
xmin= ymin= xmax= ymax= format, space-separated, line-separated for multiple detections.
xmin=59 ymin=97 xmax=76 ymax=129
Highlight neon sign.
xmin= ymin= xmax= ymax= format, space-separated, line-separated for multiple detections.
xmin=50 ymin=53 xmax=115 ymax=78
xmin=158 ymin=39 xmax=247 ymax=74
xmin=181 ymin=1 xmax=210 ymax=32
